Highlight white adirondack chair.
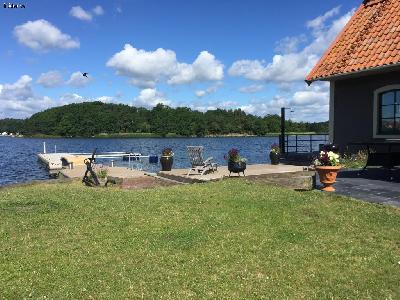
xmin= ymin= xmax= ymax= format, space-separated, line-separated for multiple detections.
xmin=186 ymin=146 xmax=218 ymax=176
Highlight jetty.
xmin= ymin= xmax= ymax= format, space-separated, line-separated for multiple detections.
xmin=37 ymin=151 xmax=147 ymax=170
xmin=37 ymin=153 xmax=74 ymax=170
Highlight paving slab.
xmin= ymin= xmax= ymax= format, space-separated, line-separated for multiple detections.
xmin=317 ymin=169 xmax=400 ymax=208
xmin=158 ymin=164 xmax=306 ymax=183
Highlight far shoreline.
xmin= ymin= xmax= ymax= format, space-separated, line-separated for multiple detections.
xmin=14 ymin=132 xmax=326 ymax=139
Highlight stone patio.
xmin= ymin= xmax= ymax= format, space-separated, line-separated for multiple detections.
xmin=158 ymin=164 xmax=315 ymax=190
xmin=158 ymin=164 xmax=306 ymax=182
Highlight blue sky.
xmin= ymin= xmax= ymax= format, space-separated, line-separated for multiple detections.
xmin=0 ymin=0 xmax=360 ymax=120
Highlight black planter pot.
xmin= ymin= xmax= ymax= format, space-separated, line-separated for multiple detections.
xmin=160 ymin=156 xmax=174 ymax=171
xmin=228 ymin=161 xmax=246 ymax=176
xmin=269 ymin=152 xmax=280 ymax=165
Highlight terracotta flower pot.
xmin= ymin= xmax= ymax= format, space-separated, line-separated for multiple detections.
xmin=316 ymin=166 xmax=341 ymax=192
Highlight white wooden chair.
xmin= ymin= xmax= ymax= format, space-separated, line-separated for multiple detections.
xmin=186 ymin=146 xmax=218 ymax=176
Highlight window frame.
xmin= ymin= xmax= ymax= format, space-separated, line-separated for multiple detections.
xmin=373 ymin=85 xmax=400 ymax=139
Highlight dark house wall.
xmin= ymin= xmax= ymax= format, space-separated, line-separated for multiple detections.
xmin=333 ymin=70 xmax=400 ymax=150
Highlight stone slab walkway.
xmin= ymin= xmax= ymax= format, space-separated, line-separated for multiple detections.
xmin=318 ymin=169 xmax=400 ymax=208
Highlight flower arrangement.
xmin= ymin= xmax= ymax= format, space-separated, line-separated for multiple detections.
xmin=162 ymin=147 xmax=174 ymax=157
xmin=313 ymin=150 xmax=340 ymax=167
xmin=270 ymin=143 xmax=280 ymax=154
xmin=224 ymin=148 xmax=247 ymax=163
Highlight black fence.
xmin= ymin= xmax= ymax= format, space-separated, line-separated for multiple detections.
xmin=283 ymin=134 xmax=329 ymax=153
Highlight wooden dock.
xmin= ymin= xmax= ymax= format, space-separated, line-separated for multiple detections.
xmin=37 ymin=153 xmax=92 ymax=170
xmin=38 ymin=153 xmax=67 ymax=170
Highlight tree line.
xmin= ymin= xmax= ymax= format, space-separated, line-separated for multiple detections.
xmin=0 ymin=102 xmax=328 ymax=137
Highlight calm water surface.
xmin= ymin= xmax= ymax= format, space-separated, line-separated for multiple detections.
xmin=0 ymin=136 xmax=279 ymax=186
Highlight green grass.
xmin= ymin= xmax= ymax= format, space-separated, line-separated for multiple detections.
xmin=0 ymin=180 xmax=399 ymax=299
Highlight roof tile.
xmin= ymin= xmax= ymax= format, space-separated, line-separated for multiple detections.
xmin=306 ymin=0 xmax=400 ymax=82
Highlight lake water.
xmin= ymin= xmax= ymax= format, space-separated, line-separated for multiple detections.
xmin=0 ymin=136 xmax=280 ymax=186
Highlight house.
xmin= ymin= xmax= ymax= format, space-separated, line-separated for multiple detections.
xmin=306 ymin=0 xmax=400 ymax=150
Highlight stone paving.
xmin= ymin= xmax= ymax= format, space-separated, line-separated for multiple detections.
xmin=319 ymin=169 xmax=400 ymax=208
xmin=158 ymin=164 xmax=306 ymax=183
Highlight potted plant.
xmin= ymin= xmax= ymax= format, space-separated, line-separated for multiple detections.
xmin=314 ymin=150 xmax=341 ymax=192
xmin=225 ymin=148 xmax=247 ymax=176
xmin=269 ymin=143 xmax=280 ymax=165
xmin=160 ymin=147 xmax=174 ymax=171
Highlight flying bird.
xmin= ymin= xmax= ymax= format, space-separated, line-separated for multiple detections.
xmin=82 ymin=72 xmax=88 ymax=78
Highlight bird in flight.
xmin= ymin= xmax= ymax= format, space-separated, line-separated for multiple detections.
xmin=82 ymin=72 xmax=88 ymax=78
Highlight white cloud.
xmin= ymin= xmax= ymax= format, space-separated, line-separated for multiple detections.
xmin=168 ymin=51 xmax=224 ymax=85
xmin=58 ymin=93 xmax=85 ymax=104
xmin=106 ymin=44 xmax=224 ymax=88
xmin=107 ymin=44 xmax=177 ymax=88
xmin=188 ymin=100 xmax=238 ymax=112
xmin=195 ymin=90 xmax=206 ymax=98
xmin=239 ymin=84 xmax=264 ymax=94
xmin=0 ymin=76 xmax=123 ymax=118
xmin=0 ymin=75 xmax=54 ymax=118
xmin=228 ymin=7 xmax=355 ymax=121
xmin=70 ymin=6 xmax=92 ymax=21
xmin=194 ymin=82 xmax=222 ymax=98
xmin=228 ymin=7 xmax=354 ymax=83
xmin=36 ymin=70 xmax=64 ymax=88
xmin=59 ymin=93 xmax=115 ymax=105
xmin=67 ymin=71 xmax=93 ymax=87
xmin=304 ymin=8 xmax=355 ymax=56
xmin=240 ymin=95 xmax=287 ymax=116
xmin=275 ymin=35 xmax=307 ymax=54
xmin=70 ymin=5 xmax=104 ymax=21
xmin=307 ymin=6 xmax=341 ymax=32
xmin=229 ymin=54 xmax=319 ymax=83
xmin=95 ymin=96 xmax=114 ymax=103
xmin=291 ymin=87 xmax=329 ymax=106
xmin=13 ymin=19 xmax=79 ymax=51
xmin=133 ymin=88 xmax=170 ymax=108
xmin=239 ymin=82 xmax=330 ymax=122
xmin=92 ymin=5 xmax=104 ymax=16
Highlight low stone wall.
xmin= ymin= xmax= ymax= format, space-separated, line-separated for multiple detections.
xmin=244 ymin=171 xmax=316 ymax=191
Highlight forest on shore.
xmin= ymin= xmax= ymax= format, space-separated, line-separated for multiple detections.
xmin=0 ymin=102 xmax=328 ymax=137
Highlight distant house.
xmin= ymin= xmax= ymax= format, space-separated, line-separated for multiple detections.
xmin=306 ymin=0 xmax=400 ymax=149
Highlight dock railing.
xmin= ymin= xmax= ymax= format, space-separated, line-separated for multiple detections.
xmin=283 ymin=133 xmax=329 ymax=153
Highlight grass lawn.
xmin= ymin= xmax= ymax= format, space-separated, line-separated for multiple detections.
xmin=0 ymin=180 xmax=399 ymax=299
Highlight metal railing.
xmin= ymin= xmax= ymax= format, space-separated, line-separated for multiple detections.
xmin=283 ymin=134 xmax=329 ymax=153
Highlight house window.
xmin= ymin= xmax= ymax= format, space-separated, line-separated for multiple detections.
xmin=377 ymin=89 xmax=400 ymax=135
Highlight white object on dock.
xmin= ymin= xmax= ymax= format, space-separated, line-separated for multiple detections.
xmin=37 ymin=151 xmax=151 ymax=171
xmin=37 ymin=153 xmax=90 ymax=170
xmin=38 ymin=153 xmax=65 ymax=170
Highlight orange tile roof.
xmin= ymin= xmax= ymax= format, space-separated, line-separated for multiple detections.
xmin=306 ymin=0 xmax=400 ymax=83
